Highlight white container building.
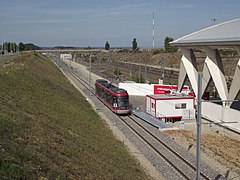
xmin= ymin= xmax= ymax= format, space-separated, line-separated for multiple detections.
xmin=60 ymin=53 xmax=72 ymax=60
xmin=146 ymin=94 xmax=195 ymax=122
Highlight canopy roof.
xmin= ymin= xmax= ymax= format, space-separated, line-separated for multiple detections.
xmin=171 ymin=18 xmax=240 ymax=47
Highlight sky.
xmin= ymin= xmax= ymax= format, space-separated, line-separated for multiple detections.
xmin=0 ymin=0 xmax=239 ymax=47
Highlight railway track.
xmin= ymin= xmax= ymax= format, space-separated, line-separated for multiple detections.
xmin=79 ymin=59 xmax=185 ymax=86
xmin=53 ymin=57 xmax=95 ymax=94
xmin=120 ymin=115 xmax=211 ymax=179
xmin=80 ymin=58 xmax=240 ymax=111
xmin=52 ymin=56 xmax=225 ymax=179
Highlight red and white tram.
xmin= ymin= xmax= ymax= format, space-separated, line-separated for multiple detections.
xmin=95 ymin=79 xmax=130 ymax=115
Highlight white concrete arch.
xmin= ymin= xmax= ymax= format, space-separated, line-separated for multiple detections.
xmin=202 ymin=47 xmax=228 ymax=102
xmin=177 ymin=47 xmax=229 ymax=102
xmin=177 ymin=48 xmax=198 ymax=96
xmin=227 ymin=46 xmax=240 ymax=107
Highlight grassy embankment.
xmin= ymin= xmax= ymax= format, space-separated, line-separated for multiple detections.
xmin=0 ymin=53 xmax=149 ymax=179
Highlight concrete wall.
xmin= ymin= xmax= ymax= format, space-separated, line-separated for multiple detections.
xmin=202 ymin=102 xmax=240 ymax=131
xmin=118 ymin=82 xmax=190 ymax=96
xmin=118 ymin=82 xmax=153 ymax=96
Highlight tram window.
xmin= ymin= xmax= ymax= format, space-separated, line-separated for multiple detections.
xmin=107 ymin=92 xmax=111 ymax=102
xmin=101 ymin=89 xmax=104 ymax=97
xmin=100 ymin=89 xmax=103 ymax=97
xmin=97 ymin=87 xmax=101 ymax=95
xmin=117 ymin=97 xmax=129 ymax=107
xmin=106 ymin=92 xmax=110 ymax=100
xmin=103 ymin=91 xmax=106 ymax=99
xmin=109 ymin=96 xmax=114 ymax=104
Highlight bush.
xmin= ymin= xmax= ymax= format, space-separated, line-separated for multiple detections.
xmin=152 ymin=48 xmax=164 ymax=55
xmin=131 ymin=73 xmax=144 ymax=83
xmin=113 ymin=67 xmax=121 ymax=76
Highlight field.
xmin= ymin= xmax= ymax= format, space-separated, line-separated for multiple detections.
xmin=0 ymin=53 xmax=149 ymax=179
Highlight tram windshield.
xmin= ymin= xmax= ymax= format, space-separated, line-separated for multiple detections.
xmin=117 ymin=97 xmax=129 ymax=107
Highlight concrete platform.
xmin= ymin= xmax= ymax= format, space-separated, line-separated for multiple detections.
xmin=132 ymin=111 xmax=174 ymax=130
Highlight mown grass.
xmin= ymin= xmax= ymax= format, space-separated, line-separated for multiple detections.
xmin=0 ymin=53 xmax=149 ymax=179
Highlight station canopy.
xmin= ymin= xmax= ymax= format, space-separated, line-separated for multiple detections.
xmin=171 ymin=18 xmax=240 ymax=47
xmin=169 ymin=18 xmax=240 ymax=109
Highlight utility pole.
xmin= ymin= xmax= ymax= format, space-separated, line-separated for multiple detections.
xmin=117 ymin=57 xmax=119 ymax=77
xmin=3 ymin=32 xmax=5 ymax=53
xmin=128 ymin=51 xmax=132 ymax=77
xmin=152 ymin=12 xmax=155 ymax=47
xmin=144 ymin=60 xmax=147 ymax=83
xmin=138 ymin=57 xmax=142 ymax=83
xmin=108 ymin=50 xmax=111 ymax=66
xmin=89 ymin=53 xmax=92 ymax=97
xmin=159 ymin=57 xmax=164 ymax=84
xmin=196 ymin=72 xmax=202 ymax=180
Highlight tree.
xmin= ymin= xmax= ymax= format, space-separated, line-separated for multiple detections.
xmin=24 ymin=43 xmax=41 ymax=51
xmin=12 ymin=42 xmax=17 ymax=52
xmin=7 ymin=42 xmax=11 ymax=52
xmin=9 ymin=42 xmax=17 ymax=52
xmin=3 ymin=42 xmax=8 ymax=52
xmin=164 ymin=37 xmax=177 ymax=53
xmin=19 ymin=42 xmax=25 ymax=51
xmin=105 ymin=41 xmax=110 ymax=50
xmin=132 ymin=38 xmax=138 ymax=51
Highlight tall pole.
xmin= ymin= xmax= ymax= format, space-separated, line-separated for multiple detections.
xmin=160 ymin=57 xmax=164 ymax=81
xmin=144 ymin=60 xmax=147 ymax=83
xmin=89 ymin=53 xmax=92 ymax=97
xmin=128 ymin=51 xmax=132 ymax=77
xmin=196 ymin=72 xmax=202 ymax=180
xmin=3 ymin=32 xmax=5 ymax=53
xmin=138 ymin=57 xmax=141 ymax=83
xmin=117 ymin=57 xmax=119 ymax=77
xmin=152 ymin=12 xmax=155 ymax=48
xmin=108 ymin=50 xmax=111 ymax=66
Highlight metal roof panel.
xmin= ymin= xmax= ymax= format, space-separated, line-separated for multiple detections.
xmin=171 ymin=18 xmax=240 ymax=46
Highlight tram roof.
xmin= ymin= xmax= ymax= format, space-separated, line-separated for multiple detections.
xmin=171 ymin=18 xmax=240 ymax=47
xmin=96 ymin=79 xmax=127 ymax=94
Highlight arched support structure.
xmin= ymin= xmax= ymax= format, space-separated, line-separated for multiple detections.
xmin=227 ymin=46 xmax=240 ymax=107
xmin=201 ymin=56 xmax=212 ymax=96
xmin=178 ymin=46 xmax=233 ymax=105
xmin=178 ymin=48 xmax=199 ymax=96
xmin=202 ymin=46 xmax=228 ymax=103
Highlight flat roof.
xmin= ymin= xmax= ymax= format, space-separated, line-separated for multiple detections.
xmin=171 ymin=18 xmax=240 ymax=47
xmin=147 ymin=94 xmax=193 ymax=100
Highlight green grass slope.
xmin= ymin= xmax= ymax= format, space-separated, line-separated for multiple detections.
xmin=0 ymin=53 xmax=149 ymax=179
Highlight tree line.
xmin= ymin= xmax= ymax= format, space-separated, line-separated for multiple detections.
xmin=0 ymin=42 xmax=18 ymax=53
xmin=1 ymin=37 xmax=177 ymax=54
xmin=1 ymin=42 xmax=41 ymax=54
xmin=104 ymin=37 xmax=177 ymax=53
